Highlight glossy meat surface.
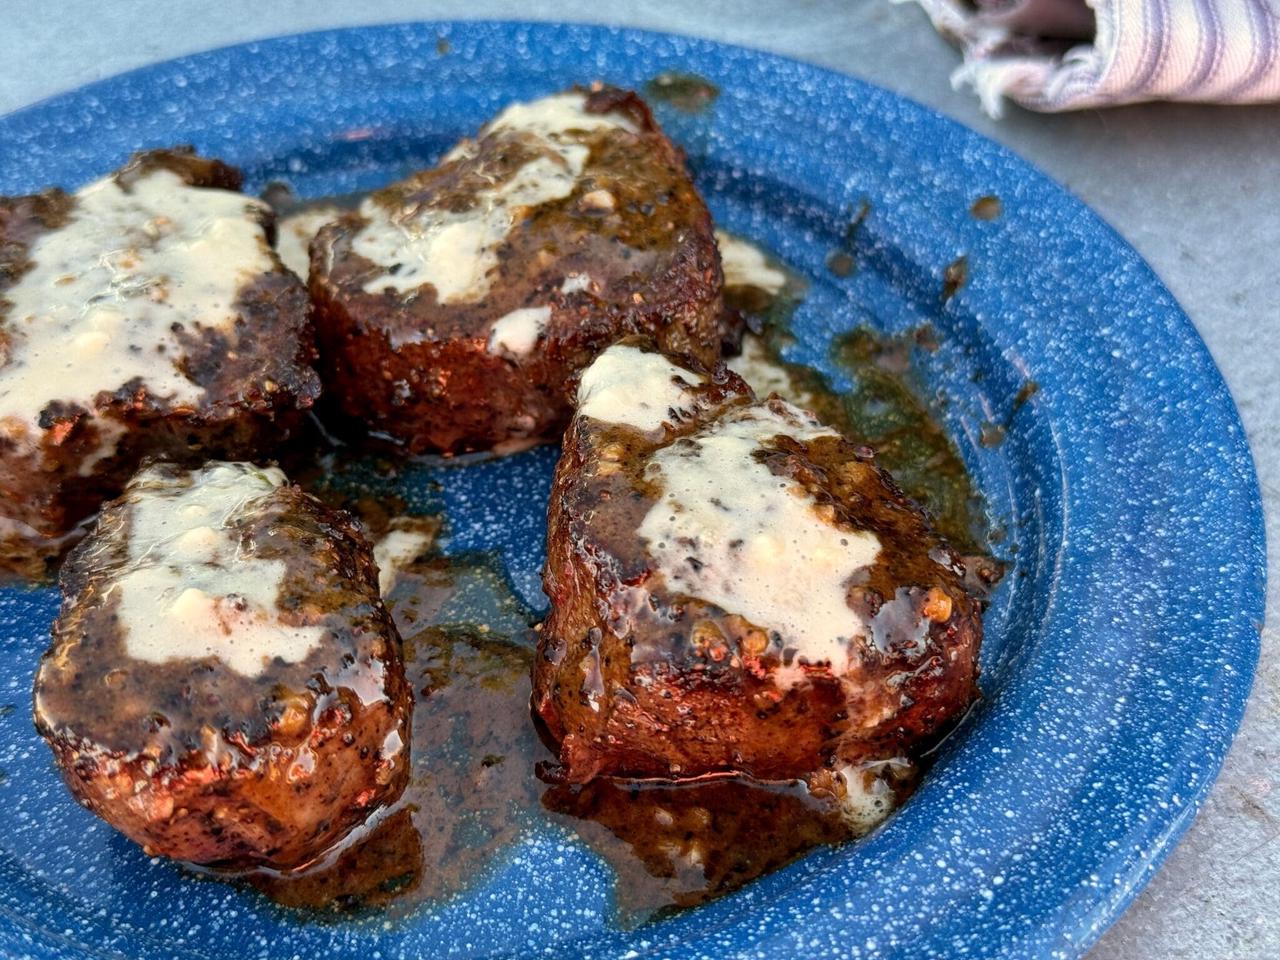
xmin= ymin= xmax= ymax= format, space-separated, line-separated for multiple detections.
xmin=308 ymin=87 xmax=732 ymax=453
xmin=33 ymin=462 xmax=411 ymax=870
xmin=534 ymin=340 xmax=981 ymax=783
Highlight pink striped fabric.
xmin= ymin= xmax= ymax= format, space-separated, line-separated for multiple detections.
xmin=904 ymin=0 xmax=1280 ymax=115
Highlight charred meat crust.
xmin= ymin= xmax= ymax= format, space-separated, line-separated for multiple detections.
xmin=308 ymin=87 xmax=734 ymax=454
xmin=111 ymin=146 xmax=245 ymax=197
xmin=0 ymin=147 xmax=320 ymax=574
xmin=33 ymin=467 xmax=412 ymax=870
xmin=534 ymin=343 xmax=981 ymax=784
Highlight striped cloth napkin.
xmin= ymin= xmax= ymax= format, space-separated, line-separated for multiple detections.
xmin=904 ymin=0 xmax=1280 ymax=115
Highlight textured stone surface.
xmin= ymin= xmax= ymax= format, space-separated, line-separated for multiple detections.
xmin=1 ymin=3 xmax=1275 ymax=958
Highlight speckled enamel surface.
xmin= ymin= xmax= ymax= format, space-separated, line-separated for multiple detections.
xmin=0 ymin=21 xmax=1264 ymax=960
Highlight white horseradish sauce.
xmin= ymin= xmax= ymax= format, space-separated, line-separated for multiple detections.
xmin=113 ymin=463 xmax=324 ymax=678
xmin=0 ymin=168 xmax=272 ymax=456
xmin=638 ymin=403 xmax=881 ymax=676
xmin=353 ymin=92 xmax=637 ymax=303
xmin=576 ymin=344 xmax=707 ymax=433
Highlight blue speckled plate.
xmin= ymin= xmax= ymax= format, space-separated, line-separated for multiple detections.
xmin=0 ymin=21 xmax=1265 ymax=960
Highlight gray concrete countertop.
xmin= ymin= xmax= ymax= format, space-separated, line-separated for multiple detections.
xmin=3 ymin=2 xmax=1275 ymax=957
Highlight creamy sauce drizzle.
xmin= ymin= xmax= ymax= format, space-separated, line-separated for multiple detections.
xmin=837 ymin=758 xmax=914 ymax=833
xmin=487 ymin=305 xmax=551 ymax=357
xmin=560 ymin=273 xmax=593 ymax=295
xmin=638 ymin=403 xmax=881 ymax=675
xmin=372 ymin=521 xmax=437 ymax=596
xmin=352 ymin=92 xmax=636 ymax=302
xmin=715 ymin=229 xmax=787 ymax=295
xmin=0 ymin=170 xmax=271 ymax=445
xmin=576 ymin=344 xmax=706 ymax=433
xmin=726 ymin=334 xmax=806 ymax=403
xmin=486 ymin=92 xmax=637 ymax=145
xmin=113 ymin=463 xmax=324 ymax=677
xmin=485 ymin=271 xmax=598 ymax=357
xmin=276 ymin=204 xmax=342 ymax=278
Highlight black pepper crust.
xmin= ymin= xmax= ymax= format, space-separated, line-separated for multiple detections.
xmin=0 ymin=147 xmax=321 ymax=579
xmin=534 ymin=339 xmax=982 ymax=784
xmin=308 ymin=86 xmax=736 ymax=454
xmin=32 ymin=463 xmax=412 ymax=870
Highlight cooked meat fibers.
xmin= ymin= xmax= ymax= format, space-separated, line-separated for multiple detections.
xmin=0 ymin=148 xmax=319 ymax=577
xmin=534 ymin=340 xmax=981 ymax=784
xmin=33 ymin=462 xmax=411 ymax=870
xmin=309 ymin=86 xmax=732 ymax=454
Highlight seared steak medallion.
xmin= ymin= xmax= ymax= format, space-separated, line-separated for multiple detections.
xmin=33 ymin=462 xmax=411 ymax=870
xmin=534 ymin=340 xmax=981 ymax=784
xmin=0 ymin=148 xmax=319 ymax=576
xmin=309 ymin=86 xmax=732 ymax=454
